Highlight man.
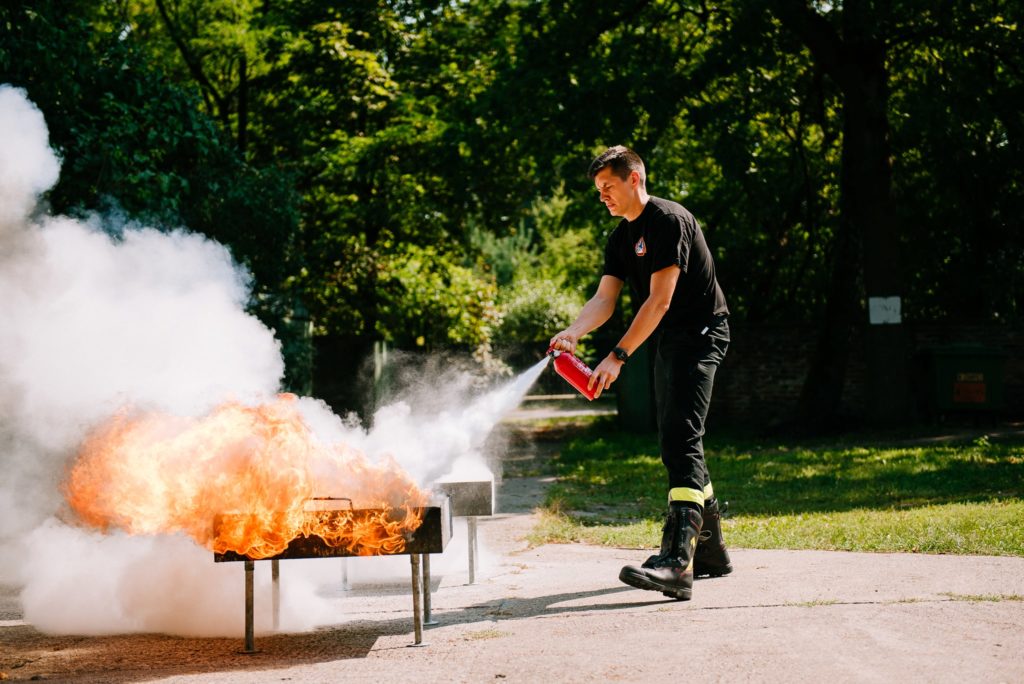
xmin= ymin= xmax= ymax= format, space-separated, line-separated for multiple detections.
xmin=549 ymin=145 xmax=732 ymax=601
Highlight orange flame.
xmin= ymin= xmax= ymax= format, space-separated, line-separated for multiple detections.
xmin=63 ymin=395 xmax=428 ymax=558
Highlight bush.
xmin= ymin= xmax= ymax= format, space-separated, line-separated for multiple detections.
xmin=496 ymin=277 xmax=584 ymax=344
xmin=377 ymin=243 xmax=500 ymax=351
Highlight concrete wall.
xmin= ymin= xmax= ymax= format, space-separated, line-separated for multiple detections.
xmin=711 ymin=323 xmax=1023 ymax=427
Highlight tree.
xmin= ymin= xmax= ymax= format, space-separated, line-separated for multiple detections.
xmin=890 ymin=2 xmax=1024 ymax=323
xmin=767 ymin=0 xmax=1024 ymax=425
xmin=753 ymin=1 xmax=908 ymax=426
xmin=445 ymin=0 xmax=1024 ymax=426
xmin=83 ymin=1 xmax=502 ymax=357
xmin=0 ymin=0 xmax=305 ymax=387
xmin=11 ymin=0 xmax=1021 ymax=419
xmin=100 ymin=0 xmax=274 ymax=153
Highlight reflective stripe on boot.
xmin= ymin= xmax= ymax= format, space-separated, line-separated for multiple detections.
xmin=694 ymin=497 xmax=733 ymax=577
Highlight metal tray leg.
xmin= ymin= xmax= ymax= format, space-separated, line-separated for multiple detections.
xmin=467 ymin=516 xmax=478 ymax=584
xmin=423 ymin=554 xmax=438 ymax=626
xmin=408 ymin=554 xmax=427 ymax=646
xmin=242 ymin=560 xmax=257 ymax=653
xmin=271 ymin=559 xmax=280 ymax=631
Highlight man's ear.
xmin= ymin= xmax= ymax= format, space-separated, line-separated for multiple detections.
xmin=630 ymin=170 xmax=640 ymax=188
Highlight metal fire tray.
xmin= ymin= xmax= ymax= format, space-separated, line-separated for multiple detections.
xmin=434 ymin=480 xmax=493 ymax=517
xmin=212 ymin=504 xmax=451 ymax=562
xmin=214 ymin=497 xmax=451 ymax=651
xmin=432 ymin=480 xmax=493 ymax=584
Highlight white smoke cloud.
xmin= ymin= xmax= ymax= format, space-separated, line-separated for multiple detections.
xmin=293 ymin=355 xmax=548 ymax=487
xmin=0 ymin=85 xmax=546 ymax=637
xmin=0 ymin=84 xmax=296 ymax=635
xmin=0 ymin=85 xmax=60 ymax=238
xmin=0 ymin=101 xmax=284 ymax=541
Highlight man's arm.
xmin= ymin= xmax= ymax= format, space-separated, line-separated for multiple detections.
xmin=549 ymin=275 xmax=624 ymax=355
xmin=589 ymin=265 xmax=680 ymax=397
xmin=614 ymin=265 xmax=679 ymax=354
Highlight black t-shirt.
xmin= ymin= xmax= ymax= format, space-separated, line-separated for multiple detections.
xmin=602 ymin=196 xmax=729 ymax=333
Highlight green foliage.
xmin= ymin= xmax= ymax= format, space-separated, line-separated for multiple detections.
xmin=98 ymin=0 xmax=280 ymax=146
xmin=377 ymin=244 xmax=500 ymax=350
xmin=0 ymin=0 xmax=303 ymax=371
xmin=475 ymin=189 xmax=603 ymax=347
xmin=890 ymin=6 xmax=1024 ymax=321
xmin=6 ymin=0 xmax=1023 ymax=408
xmin=531 ymin=422 xmax=1024 ymax=555
xmin=496 ymin=278 xmax=583 ymax=345
xmin=722 ymin=501 xmax=1024 ymax=555
xmin=471 ymin=225 xmax=537 ymax=291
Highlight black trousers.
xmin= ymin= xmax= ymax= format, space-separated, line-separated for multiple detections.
xmin=653 ymin=320 xmax=729 ymax=495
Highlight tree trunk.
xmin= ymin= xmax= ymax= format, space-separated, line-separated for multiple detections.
xmin=777 ymin=0 xmax=910 ymax=428
xmin=238 ymin=52 xmax=248 ymax=154
xmin=840 ymin=36 xmax=910 ymax=425
xmin=796 ymin=189 xmax=860 ymax=428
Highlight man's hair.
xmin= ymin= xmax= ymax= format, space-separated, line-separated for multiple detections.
xmin=588 ymin=145 xmax=646 ymax=186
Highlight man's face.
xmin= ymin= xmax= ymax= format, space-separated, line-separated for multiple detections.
xmin=593 ymin=167 xmax=637 ymax=218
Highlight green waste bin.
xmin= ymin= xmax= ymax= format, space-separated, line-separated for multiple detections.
xmin=924 ymin=344 xmax=1006 ymax=414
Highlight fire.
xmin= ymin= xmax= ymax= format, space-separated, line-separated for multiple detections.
xmin=63 ymin=395 xmax=429 ymax=558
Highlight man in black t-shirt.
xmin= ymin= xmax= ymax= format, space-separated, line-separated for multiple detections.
xmin=549 ymin=146 xmax=732 ymax=601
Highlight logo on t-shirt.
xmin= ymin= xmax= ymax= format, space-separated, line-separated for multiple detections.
xmin=634 ymin=237 xmax=647 ymax=256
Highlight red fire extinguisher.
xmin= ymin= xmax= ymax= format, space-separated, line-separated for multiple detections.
xmin=547 ymin=347 xmax=598 ymax=401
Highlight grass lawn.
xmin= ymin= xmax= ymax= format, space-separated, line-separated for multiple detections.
xmin=527 ymin=417 xmax=1024 ymax=556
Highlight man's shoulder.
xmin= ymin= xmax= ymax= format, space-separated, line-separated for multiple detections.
xmin=646 ymin=196 xmax=697 ymax=232
xmin=647 ymin=196 xmax=695 ymax=222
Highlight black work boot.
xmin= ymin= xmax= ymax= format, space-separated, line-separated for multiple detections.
xmin=619 ymin=503 xmax=702 ymax=600
xmin=694 ymin=497 xmax=733 ymax=577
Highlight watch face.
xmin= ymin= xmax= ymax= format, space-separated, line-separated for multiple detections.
xmin=614 ymin=347 xmax=628 ymax=361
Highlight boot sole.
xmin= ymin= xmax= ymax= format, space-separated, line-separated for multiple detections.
xmin=618 ymin=567 xmax=692 ymax=601
xmin=694 ymin=565 xmax=733 ymax=578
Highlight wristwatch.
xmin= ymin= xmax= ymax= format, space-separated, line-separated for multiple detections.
xmin=612 ymin=346 xmax=630 ymax=363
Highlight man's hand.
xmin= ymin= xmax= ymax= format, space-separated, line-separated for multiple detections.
xmin=588 ymin=355 xmax=624 ymax=398
xmin=547 ymin=276 xmax=623 ymax=357
xmin=548 ymin=330 xmax=580 ymax=355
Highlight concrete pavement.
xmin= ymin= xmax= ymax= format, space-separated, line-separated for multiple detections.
xmin=2 ymin=471 xmax=1023 ymax=683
